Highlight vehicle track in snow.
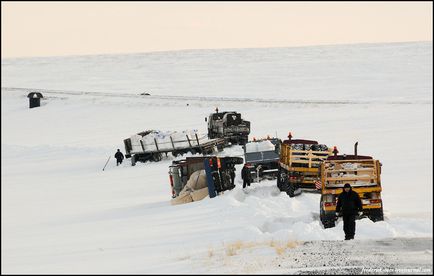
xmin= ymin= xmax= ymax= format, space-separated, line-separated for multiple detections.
xmin=188 ymin=237 xmax=433 ymax=274
xmin=2 ymin=87 xmax=431 ymax=105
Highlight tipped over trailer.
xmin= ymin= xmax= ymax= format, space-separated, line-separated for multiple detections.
xmin=124 ymin=130 xmax=225 ymax=165
xmin=169 ymin=156 xmax=243 ymax=204
xmin=319 ymin=143 xmax=384 ymax=228
xmin=277 ymin=133 xmax=333 ymax=197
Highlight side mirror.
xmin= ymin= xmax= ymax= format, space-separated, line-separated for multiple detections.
xmin=205 ymin=117 xmax=207 ymax=122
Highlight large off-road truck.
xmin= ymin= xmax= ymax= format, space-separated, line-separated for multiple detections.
xmin=277 ymin=134 xmax=333 ymax=197
xmin=205 ymin=110 xmax=250 ymax=145
xmin=319 ymin=152 xmax=384 ymax=228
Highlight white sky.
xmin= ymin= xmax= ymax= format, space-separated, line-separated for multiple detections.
xmin=1 ymin=1 xmax=432 ymax=58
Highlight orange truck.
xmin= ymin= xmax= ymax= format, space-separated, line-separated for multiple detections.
xmin=277 ymin=134 xmax=333 ymax=197
xmin=319 ymin=153 xmax=384 ymax=228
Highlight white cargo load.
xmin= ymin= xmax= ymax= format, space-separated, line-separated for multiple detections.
xmin=129 ymin=130 xmax=215 ymax=154
xmin=245 ymin=140 xmax=275 ymax=153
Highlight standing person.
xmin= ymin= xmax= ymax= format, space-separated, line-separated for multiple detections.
xmin=230 ymin=165 xmax=236 ymax=187
xmin=336 ymin=183 xmax=363 ymax=240
xmin=241 ymin=163 xmax=251 ymax=188
xmin=115 ymin=149 xmax=124 ymax=166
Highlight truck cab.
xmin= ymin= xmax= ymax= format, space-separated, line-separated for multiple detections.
xmin=206 ymin=111 xmax=250 ymax=145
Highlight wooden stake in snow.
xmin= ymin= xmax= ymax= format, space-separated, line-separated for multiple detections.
xmin=102 ymin=156 xmax=111 ymax=171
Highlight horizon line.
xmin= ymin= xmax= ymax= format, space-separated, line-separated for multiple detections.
xmin=2 ymin=40 xmax=432 ymax=60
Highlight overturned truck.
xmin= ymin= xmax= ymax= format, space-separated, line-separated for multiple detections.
xmin=169 ymin=156 xmax=243 ymax=205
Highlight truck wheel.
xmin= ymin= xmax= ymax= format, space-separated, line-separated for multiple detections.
xmin=277 ymin=169 xmax=287 ymax=191
xmin=287 ymin=182 xmax=296 ymax=197
xmin=151 ymin=153 xmax=162 ymax=162
xmin=322 ymin=220 xmax=336 ymax=228
xmin=320 ymin=207 xmax=336 ymax=228
xmin=368 ymin=207 xmax=384 ymax=222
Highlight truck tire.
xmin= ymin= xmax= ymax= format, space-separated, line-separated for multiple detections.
xmin=368 ymin=207 xmax=384 ymax=222
xmin=217 ymin=144 xmax=224 ymax=152
xmin=277 ymin=168 xmax=287 ymax=191
xmin=320 ymin=203 xmax=336 ymax=228
xmin=322 ymin=219 xmax=336 ymax=229
xmin=287 ymin=182 xmax=296 ymax=197
xmin=151 ymin=153 xmax=162 ymax=162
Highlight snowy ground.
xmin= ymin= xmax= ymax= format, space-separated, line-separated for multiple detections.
xmin=1 ymin=42 xmax=433 ymax=274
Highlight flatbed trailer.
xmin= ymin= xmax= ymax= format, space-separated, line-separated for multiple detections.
xmin=124 ymin=130 xmax=226 ymax=165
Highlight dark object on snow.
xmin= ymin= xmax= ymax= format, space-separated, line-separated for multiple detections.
xmin=169 ymin=156 xmax=243 ymax=198
xmin=241 ymin=164 xmax=252 ymax=188
xmin=206 ymin=110 xmax=250 ymax=145
xmin=115 ymin=149 xmax=124 ymax=166
xmin=27 ymin=92 xmax=43 ymax=108
xmin=243 ymin=138 xmax=281 ymax=182
xmin=336 ymin=183 xmax=363 ymax=240
xmin=140 ymin=92 xmax=151 ymax=96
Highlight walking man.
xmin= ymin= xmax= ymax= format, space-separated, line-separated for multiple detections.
xmin=241 ymin=163 xmax=251 ymax=188
xmin=115 ymin=149 xmax=124 ymax=166
xmin=336 ymin=183 xmax=363 ymax=240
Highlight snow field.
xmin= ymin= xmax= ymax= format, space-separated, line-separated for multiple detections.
xmin=2 ymin=41 xmax=432 ymax=273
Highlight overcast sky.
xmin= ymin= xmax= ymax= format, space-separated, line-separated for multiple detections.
xmin=1 ymin=1 xmax=432 ymax=58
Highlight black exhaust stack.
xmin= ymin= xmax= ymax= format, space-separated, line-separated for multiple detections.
xmin=354 ymin=141 xmax=358 ymax=158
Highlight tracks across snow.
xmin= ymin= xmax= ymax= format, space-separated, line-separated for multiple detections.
xmin=185 ymin=237 xmax=433 ymax=274
xmin=2 ymin=86 xmax=431 ymax=106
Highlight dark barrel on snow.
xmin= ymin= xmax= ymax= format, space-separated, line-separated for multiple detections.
xmin=27 ymin=92 xmax=43 ymax=108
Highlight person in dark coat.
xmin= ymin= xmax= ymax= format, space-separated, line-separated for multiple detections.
xmin=241 ymin=164 xmax=251 ymax=188
xmin=336 ymin=183 xmax=363 ymax=240
xmin=230 ymin=165 xmax=236 ymax=186
xmin=115 ymin=149 xmax=124 ymax=166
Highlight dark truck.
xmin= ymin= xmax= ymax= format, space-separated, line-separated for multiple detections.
xmin=205 ymin=110 xmax=250 ymax=145
xmin=243 ymin=138 xmax=282 ymax=182
xmin=169 ymin=156 xmax=244 ymax=199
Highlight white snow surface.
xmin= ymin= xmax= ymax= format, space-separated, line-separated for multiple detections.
xmin=1 ymin=41 xmax=432 ymax=273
